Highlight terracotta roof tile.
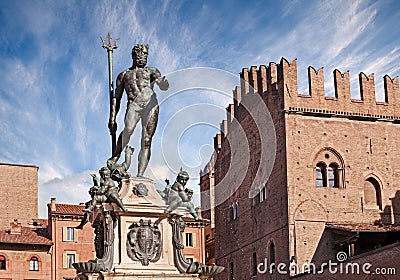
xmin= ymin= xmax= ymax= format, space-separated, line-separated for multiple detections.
xmin=0 ymin=227 xmax=52 ymax=245
xmin=183 ymin=216 xmax=210 ymax=227
xmin=52 ymin=203 xmax=85 ymax=215
xmin=327 ymin=223 xmax=400 ymax=232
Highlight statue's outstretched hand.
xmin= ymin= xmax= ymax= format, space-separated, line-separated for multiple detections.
xmin=158 ymin=76 xmax=169 ymax=91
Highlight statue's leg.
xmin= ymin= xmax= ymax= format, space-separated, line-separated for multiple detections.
xmin=188 ymin=205 xmax=200 ymax=220
xmin=75 ymin=213 xmax=89 ymax=229
xmin=111 ymin=105 xmax=140 ymax=162
xmin=110 ymin=192 xmax=128 ymax=212
xmin=83 ymin=199 xmax=96 ymax=213
xmin=165 ymin=200 xmax=179 ymax=213
xmin=123 ymin=145 xmax=134 ymax=170
xmin=137 ymin=103 xmax=159 ymax=177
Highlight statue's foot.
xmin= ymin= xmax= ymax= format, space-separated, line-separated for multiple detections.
xmin=75 ymin=225 xmax=83 ymax=229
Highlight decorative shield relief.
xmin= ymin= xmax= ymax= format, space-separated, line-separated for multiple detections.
xmin=126 ymin=219 xmax=162 ymax=266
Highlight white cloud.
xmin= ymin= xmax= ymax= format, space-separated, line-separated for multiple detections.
xmin=38 ymin=170 xmax=94 ymax=217
xmin=322 ymin=0 xmax=377 ymax=62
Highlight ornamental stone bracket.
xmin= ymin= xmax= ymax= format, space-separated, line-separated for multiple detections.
xmin=92 ymin=204 xmax=118 ymax=272
xmin=168 ymin=214 xmax=225 ymax=277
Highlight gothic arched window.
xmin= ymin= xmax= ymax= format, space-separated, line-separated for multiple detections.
xmin=313 ymin=148 xmax=345 ymax=188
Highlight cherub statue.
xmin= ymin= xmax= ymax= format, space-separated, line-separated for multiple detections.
xmin=76 ymin=165 xmax=128 ymax=229
xmin=159 ymin=169 xmax=201 ymax=221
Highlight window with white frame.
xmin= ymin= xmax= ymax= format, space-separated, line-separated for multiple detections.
xmin=67 ymin=254 xmax=75 ymax=268
xmin=29 ymin=256 xmax=39 ymax=271
xmin=66 ymin=227 xmax=74 ymax=241
xmin=63 ymin=227 xmax=77 ymax=242
xmin=185 ymin=233 xmax=193 ymax=247
xmin=63 ymin=251 xmax=78 ymax=269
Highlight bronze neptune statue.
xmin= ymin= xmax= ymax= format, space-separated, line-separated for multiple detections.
xmin=108 ymin=44 xmax=169 ymax=177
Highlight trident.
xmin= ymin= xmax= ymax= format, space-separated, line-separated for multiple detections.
xmin=100 ymin=33 xmax=119 ymax=156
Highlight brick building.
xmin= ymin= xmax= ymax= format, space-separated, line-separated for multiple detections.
xmin=204 ymin=58 xmax=400 ymax=279
xmin=47 ymin=198 xmax=95 ymax=280
xmin=200 ymin=153 xmax=217 ymax=265
xmin=0 ymin=219 xmax=52 ymax=280
xmin=182 ymin=215 xmax=207 ymax=264
xmin=0 ymin=163 xmax=38 ymax=230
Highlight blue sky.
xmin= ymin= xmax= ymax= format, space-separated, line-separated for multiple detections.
xmin=1 ymin=0 xmax=400 ymax=218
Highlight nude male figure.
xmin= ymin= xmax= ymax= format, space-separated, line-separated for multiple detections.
xmin=108 ymin=44 xmax=169 ymax=177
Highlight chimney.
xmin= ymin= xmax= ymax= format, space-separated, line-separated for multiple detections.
xmin=10 ymin=219 xmax=22 ymax=235
xmin=50 ymin=197 xmax=56 ymax=211
xmin=29 ymin=219 xmax=41 ymax=228
xmin=195 ymin=207 xmax=202 ymax=219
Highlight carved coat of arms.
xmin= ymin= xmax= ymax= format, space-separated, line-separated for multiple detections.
xmin=126 ymin=219 xmax=162 ymax=266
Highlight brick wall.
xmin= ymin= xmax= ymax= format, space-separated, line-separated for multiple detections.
xmin=0 ymin=163 xmax=38 ymax=229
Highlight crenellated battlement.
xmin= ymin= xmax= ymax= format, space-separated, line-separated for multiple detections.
xmin=215 ymin=58 xmax=400 ymax=146
xmin=235 ymin=58 xmax=400 ymax=121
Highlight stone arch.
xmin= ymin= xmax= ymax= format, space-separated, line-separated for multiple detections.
xmin=294 ymin=199 xmax=328 ymax=222
xmin=26 ymin=254 xmax=41 ymax=262
xmin=364 ymin=174 xmax=383 ymax=210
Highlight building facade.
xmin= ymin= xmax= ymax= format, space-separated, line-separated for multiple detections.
xmin=0 ymin=219 xmax=52 ymax=280
xmin=206 ymin=58 xmax=400 ymax=279
xmin=47 ymin=198 xmax=95 ymax=280
xmin=0 ymin=163 xmax=38 ymax=230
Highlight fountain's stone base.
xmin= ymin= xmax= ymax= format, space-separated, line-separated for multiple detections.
xmin=83 ymin=177 xmax=200 ymax=279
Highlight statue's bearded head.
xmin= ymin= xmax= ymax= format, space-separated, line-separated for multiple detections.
xmin=132 ymin=44 xmax=149 ymax=67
